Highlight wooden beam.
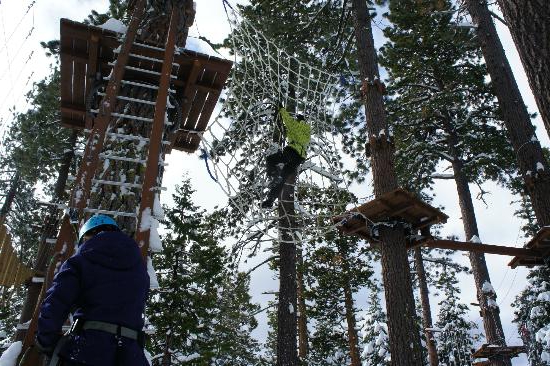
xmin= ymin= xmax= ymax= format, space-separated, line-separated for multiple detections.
xmin=414 ymin=239 xmax=541 ymax=258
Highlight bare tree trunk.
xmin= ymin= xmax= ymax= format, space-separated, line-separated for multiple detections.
xmin=296 ymin=248 xmax=308 ymax=364
xmin=0 ymin=172 xmax=20 ymax=219
xmin=339 ymin=245 xmax=361 ymax=366
xmin=496 ymin=0 xmax=550 ymax=138
xmin=414 ymin=248 xmax=439 ymax=366
xmin=464 ymin=0 xmax=550 ymax=227
xmin=445 ymin=125 xmax=511 ymax=366
xmin=350 ymin=1 xmax=423 ymax=364
xmin=161 ymin=333 xmax=172 ymax=366
xmin=15 ymin=130 xmax=78 ymax=342
xmin=277 ymin=174 xmax=298 ymax=366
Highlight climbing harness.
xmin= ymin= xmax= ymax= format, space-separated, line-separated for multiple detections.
xmin=48 ymin=318 xmax=145 ymax=366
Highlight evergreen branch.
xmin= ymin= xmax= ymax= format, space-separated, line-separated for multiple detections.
xmin=400 ymin=83 xmax=441 ymax=92
xmin=244 ymin=255 xmax=279 ymax=277
xmin=250 ymin=303 xmax=276 ymax=317
xmin=489 ymin=10 xmax=508 ymax=27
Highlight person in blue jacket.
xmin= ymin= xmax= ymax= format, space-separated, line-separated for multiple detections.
xmin=36 ymin=214 xmax=149 ymax=366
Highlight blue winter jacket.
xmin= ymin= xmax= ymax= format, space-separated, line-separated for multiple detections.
xmin=37 ymin=231 xmax=149 ymax=365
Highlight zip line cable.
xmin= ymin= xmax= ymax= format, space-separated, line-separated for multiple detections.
xmin=0 ymin=0 xmax=36 ymax=55
xmin=0 ymin=5 xmax=17 ymax=109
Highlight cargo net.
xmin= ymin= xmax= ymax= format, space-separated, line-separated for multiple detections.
xmin=200 ymin=8 xmax=350 ymax=255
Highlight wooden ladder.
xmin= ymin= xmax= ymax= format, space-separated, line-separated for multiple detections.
xmin=18 ymin=1 xmax=184 ymax=364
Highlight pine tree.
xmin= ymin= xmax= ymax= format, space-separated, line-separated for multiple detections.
xmin=462 ymin=0 xmax=550 ymax=227
xmin=379 ymin=1 xmax=514 ymax=360
xmin=147 ymin=177 xmax=260 ymax=365
xmin=359 ymin=280 xmax=391 ymax=366
xmin=512 ymin=266 xmax=550 ymax=365
xmin=434 ymin=264 xmax=479 ymax=366
xmin=305 ymin=233 xmax=373 ymax=366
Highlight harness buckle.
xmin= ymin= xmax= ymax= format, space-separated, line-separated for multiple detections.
xmin=69 ymin=318 xmax=84 ymax=335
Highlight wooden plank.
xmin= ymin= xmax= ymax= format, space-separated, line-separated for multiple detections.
xmin=526 ymin=226 xmax=550 ymax=249
xmin=416 ymin=239 xmax=541 ymax=257
xmin=72 ymin=37 xmax=88 ymax=109
xmin=61 ymin=103 xmax=86 ymax=116
xmin=471 ymin=344 xmax=525 ymax=358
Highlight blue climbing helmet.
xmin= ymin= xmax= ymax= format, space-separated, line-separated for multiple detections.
xmin=78 ymin=214 xmax=119 ymax=243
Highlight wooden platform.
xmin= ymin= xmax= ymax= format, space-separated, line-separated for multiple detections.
xmin=509 ymin=226 xmax=550 ymax=268
xmin=471 ymin=344 xmax=525 ymax=359
xmin=59 ymin=18 xmax=232 ymax=153
xmin=333 ymin=188 xmax=448 ymax=242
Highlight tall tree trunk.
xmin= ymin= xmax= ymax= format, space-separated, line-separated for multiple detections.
xmin=296 ymin=248 xmax=308 ymax=364
xmin=15 ymin=130 xmax=78 ymax=342
xmin=0 ymin=172 xmax=20 ymax=219
xmin=350 ymin=1 xmax=423 ymax=364
xmin=414 ymin=248 xmax=439 ymax=366
xmin=339 ymin=245 xmax=361 ymax=366
xmin=464 ymin=0 xmax=550 ymax=227
xmin=446 ymin=125 xmax=511 ymax=366
xmin=277 ymin=174 xmax=298 ymax=366
xmin=495 ymin=0 xmax=550 ymax=138
xmin=161 ymin=332 xmax=172 ymax=366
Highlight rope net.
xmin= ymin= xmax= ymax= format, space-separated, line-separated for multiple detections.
xmin=200 ymin=8 xmax=351 ymax=251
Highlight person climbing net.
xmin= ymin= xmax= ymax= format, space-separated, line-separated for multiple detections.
xmin=200 ymin=5 xmax=350 ymax=249
xmin=262 ymin=106 xmax=311 ymax=208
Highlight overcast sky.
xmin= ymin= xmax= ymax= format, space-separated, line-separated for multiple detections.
xmin=1 ymin=0 xmax=548 ymax=364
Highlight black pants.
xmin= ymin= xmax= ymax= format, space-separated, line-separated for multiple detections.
xmin=263 ymin=146 xmax=305 ymax=206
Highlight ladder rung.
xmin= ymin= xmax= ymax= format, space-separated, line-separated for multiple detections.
xmin=31 ymin=277 xmax=45 ymax=283
xmin=113 ymin=49 xmax=179 ymax=67
xmin=102 ymin=78 xmax=176 ymax=93
xmin=74 ymin=151 xmax=169 ymax=166
xmin=54 ymin=203 xmax=139 ymax=218
xmin=90 ymin=130 xmax=171 ymax=145
xmin=131 ymin=40 xmax=166 ymax=52
xmin=67 ymin=176 xmax=167 ymax=191
xmin=97 ymin=92 xmax=169 ymax=108
xmin=108 ymin=62 xmax=177 ymax=79
xmin=90 ymin=109 xmax=173 ymax=126
xmin=90 ymin=109 xmax=152 ymax=122
xmin=68 ymin=176 xmax=141 ymax=189
xmin=45 ymin=238 xmax=57 ymax=244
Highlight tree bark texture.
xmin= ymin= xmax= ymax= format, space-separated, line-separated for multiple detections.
xmin=350 ymin=1 xmax=423 ymax=364
xmin=0 ymin=173 xmax=20 ymax=219
xmin=446 ymin=127 xmax=511 ymax=366
xmin=496 ymin=0 xmax=550 ymax=138
xmin=277 ymin=174 xmax=298 ymax=366
xmin=413 ymin=248 xmax=439 ymax=366
xmin=15 ymin=130 xmax=78 ymax=342
xmin=465 ymin=0 xmax=550 ymax=227
xmin=296 ymin=248 xmax=308 ymax=363
xmin=339 ymin=247 xmax=361 ymax=366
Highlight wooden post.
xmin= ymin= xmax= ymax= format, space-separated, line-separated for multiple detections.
xmin=136 ymin=5 xmax=181 ymax=258
xmin=19 ymin=1 xmax=147 ymax=361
